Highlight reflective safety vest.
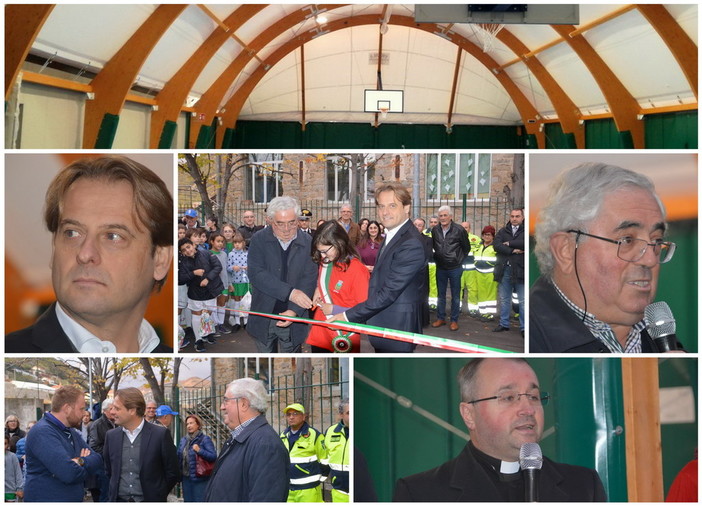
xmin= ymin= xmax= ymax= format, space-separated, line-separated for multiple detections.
xmin=462 ymin=233 xmax=481 ymax=271
xmin=321 ymin=422 xmax=349 ymax=495
xmin=280 ymin=423 xmax=326 ymax=491
xmin=474 ymin=243 xmax=497 ymax=273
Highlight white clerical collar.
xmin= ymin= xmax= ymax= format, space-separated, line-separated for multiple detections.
xmin=55 ymin=302 xmax=160 ymax=353
xmin=500 ymin=460 xmax=521 ymax=474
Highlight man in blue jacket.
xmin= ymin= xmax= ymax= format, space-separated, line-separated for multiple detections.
xmin=205 ymin=378 xmax=289 ymax=502
xmin=24 ymin=385 xmax=103 ymax=502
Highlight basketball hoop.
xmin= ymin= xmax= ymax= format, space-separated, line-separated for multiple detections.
xmin=379 ymin=106 xmax=389 ymax=119
xmin=474 ymin=23 xmax=504 ymax=53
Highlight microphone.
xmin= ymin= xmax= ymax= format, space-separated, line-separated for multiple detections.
xmin=644 ymin=302 xmax=681 ymax=352
xmin=520 ymin=442 xmax=543 ymax=502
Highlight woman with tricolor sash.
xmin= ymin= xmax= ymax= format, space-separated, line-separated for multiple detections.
xmin=308 ymin=221 xmax=370 ymax=352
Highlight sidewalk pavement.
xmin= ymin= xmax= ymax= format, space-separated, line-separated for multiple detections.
xmin=179 ymin=310 xmax=523 ymax=354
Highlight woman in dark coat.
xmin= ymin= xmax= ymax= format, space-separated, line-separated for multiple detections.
xmin=177 ymin=414 xmax=217 ymax=502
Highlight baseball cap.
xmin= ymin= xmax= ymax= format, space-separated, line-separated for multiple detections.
xmin=185 ymin=209 xmax=198 ymax=218
xmin=284 ymin=403 xmax=306 ymax=414
xmin=155 ymin=405 xmax=179 ymax=416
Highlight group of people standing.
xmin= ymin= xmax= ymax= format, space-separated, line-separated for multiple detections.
xmin=178 ymin=211 xmax=258 ymax=351
xmin=178 ymin=182 xmax=523 ymax=353
xmin=9 ymin=383 xmax=350 ymax=503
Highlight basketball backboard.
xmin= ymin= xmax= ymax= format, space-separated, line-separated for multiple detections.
xmin=414 ymin=4 xmax=580 ymax=25
xmin=364 ymin=90 xmax=404 ymax=114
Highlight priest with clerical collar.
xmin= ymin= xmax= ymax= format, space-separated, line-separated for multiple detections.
xmin=393 ymin=358 xmax=607 ymax=502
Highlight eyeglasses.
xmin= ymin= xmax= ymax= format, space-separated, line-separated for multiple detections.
xmin=317 ymin=245 xmax=334 ymax=256
xmin=466 ymin=390 xmax=550 ymax=407
xmin=222 ymin=396 xmax=240 ymax=404
xmin=568 ymin=230 xmax=676 ymax=264
xmin=274 ymin=220 xmax=298 ymax=229
xmin=286 ymin=411 xmax=303 ymax=417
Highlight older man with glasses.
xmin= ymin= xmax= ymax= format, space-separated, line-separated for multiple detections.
xmin=530 ymin=163 xmax=681 ymax=353
xmin=204 ymin=378 xmax=289 ymax=502
xmin=246 ymin=196 xmax=318 ymax=353
xmin=394 ymin=358 xmax=606 ymax=502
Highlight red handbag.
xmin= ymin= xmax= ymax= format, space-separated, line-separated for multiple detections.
xmin=195 ymin=452 xmax=214 ymax=477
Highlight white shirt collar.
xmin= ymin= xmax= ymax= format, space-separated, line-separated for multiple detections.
xmin=55 ymin=302 xmax=161 ymax=353
xmin=383 ymin=218 xmax=410 ymax=249
xmin=122 ymin=418 xmax=145 ymax=443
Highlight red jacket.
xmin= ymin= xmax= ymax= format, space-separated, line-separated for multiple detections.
xmin=307 ymin=258 xmax=369 ymax=352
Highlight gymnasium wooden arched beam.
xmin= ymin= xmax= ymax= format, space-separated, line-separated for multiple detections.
xmin=82 ymin=4 xmax=186 ymax=148
xmin=210 ymin=15 xmax=544 ymax=148
xmin=5 ymin=5 xmax=54 ymax=100
xmin=187 ymin=4 xmax=347 ymax=148
xmin=148 ymin=4 xmax=267 ymax=148
xmin=551 ymin=24 xmax=644 ymax=148
xmin=637 ymin=4 xmax=697 ymax=100
xmin=496 ymin=29 xmax=585 ymax=149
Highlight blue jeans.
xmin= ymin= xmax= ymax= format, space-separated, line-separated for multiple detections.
xmin=498 ymin=264 xmax=524 ymax=330
xmin=182 ymin=476 xmax=209 ymax=502
xmin=436 ymin=266 xmax=463 ymax=323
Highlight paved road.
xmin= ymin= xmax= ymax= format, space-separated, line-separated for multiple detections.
xmin=180 ymin=309 xmax=523 ymax=354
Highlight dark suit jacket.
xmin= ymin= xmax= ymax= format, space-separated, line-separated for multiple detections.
xmin=393 ymin=444 xmax=607 ymax=502
xmin=5 ymin=303 xmax=172 ymax=353
xmin=346 ymin=220 xmax=428 ymax=352
xmin=246 ymin=227 xmax=318 ymax=347
xmin=102 ymin=420 xmax=180 ymax=502
xmin=530 ymin=276 xmax=662 ymax=353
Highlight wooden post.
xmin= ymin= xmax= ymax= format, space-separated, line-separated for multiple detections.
xmin=621 ymin=358 xmax=664 ymax=501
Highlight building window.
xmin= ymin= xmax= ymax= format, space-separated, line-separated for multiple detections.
xmin=426 ymin=154 xmax=491 ymax=200
xmin=246 ymin=154 xmax=284 ymax=203
xmin=326 ymin=154 xmax=376 ymax=202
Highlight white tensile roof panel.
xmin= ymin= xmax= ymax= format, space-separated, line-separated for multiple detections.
xmin=33 ymin=5 xmax=156 ymax=69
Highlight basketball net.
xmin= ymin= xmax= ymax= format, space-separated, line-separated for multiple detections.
xmin=475 ymin=23 xmax=505 ymax=53
xmin=379 ymin=107 xmax=389 ymax=119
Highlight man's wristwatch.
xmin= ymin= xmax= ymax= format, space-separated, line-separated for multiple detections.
xmin=76 ymin=457 xmax=85 ymax=466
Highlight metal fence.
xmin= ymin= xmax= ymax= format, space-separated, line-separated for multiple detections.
xmin=179 ymin=193 xmax=514 ymax=234
xmin=170 ymin=369 xmax=348 ymax=452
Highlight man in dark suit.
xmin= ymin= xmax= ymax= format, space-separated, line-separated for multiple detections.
xmin=103 ymin=388 xmax=179 ymax=502
xmin=393 ymin=358 xmax=607 ymax=502
xmin=493 ymin=208 xmax=525 ymax=336
xmin=6 ymin=156 xmax=173 ymax=353
xmin=247 ymin=196 xmax=318 ymax=353
xmin=332 ymin=182 xmax=427 ymax=352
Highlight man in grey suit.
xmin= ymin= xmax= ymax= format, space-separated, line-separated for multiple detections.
xmin=247 ymin=196 xmax=318 ymax=353
xmin=331 ymin=182 xmax=427 ymax=352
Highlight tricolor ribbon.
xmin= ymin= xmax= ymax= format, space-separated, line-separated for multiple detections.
xmin=241 ymin=310 xmax=513 ymax=354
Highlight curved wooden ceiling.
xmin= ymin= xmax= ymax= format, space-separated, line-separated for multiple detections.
xmin=7 ymin=4 xmax=698 ymax=149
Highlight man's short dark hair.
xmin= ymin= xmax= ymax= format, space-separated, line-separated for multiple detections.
xmin=43 ymin=156 xmax=173 ymax=289
xmin=115 ymin=387 xmax=146 ymax=417
xmin=51 ymin=385 xmax=84 ymax=413
xmin=178 ymin=238 xmax=193 ymax=250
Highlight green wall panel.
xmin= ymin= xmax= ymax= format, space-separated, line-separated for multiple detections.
xmin=659 ymin=358 xmax=698 ymax=496
xmin=231 ymin=121 xmax=521 ymax=149
xmin=544 ymin=122 xmax=578 ymax=149
xmin=645 ymin=111 xmax=698 ymax=149
xmin=585 ymin=118 xmax=627 ymax=149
